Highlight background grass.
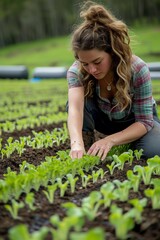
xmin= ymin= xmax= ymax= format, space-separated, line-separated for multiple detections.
xmin=0 ymin=25 xmax=160 ymax=73
xmin=0 ymin=25 xmax=160 ymax=113
xmin=130 ymin=24 xmax=160 ymax=62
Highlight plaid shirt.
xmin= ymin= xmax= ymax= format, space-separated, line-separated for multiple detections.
xmin=67 ymin=55 xmax=154 ymax=131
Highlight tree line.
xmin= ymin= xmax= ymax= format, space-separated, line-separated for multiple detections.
xmin=0 ymin=0 xmax=159 ymax=48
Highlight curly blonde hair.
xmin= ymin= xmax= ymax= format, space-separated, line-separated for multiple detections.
xmin=71 ymin=1 xmax=132 ymax=111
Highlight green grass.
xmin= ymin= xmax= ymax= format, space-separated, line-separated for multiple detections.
xmin=130 ymin=24 xmax=160 ymax=62
xmin=0 ymin=25 xmax=159 ymax=73
xmin=0 ymin=36 xmax=74 ymax=74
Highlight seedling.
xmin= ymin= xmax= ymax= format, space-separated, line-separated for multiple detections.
xmin=9 ymin=224 xmax=49 ymax=240
xmin=133 ymin=165 xmax=154 ymax=185
xmin=66 ymin=174 xmax=79 ymax=193
xmin=43 ymin=183 xmax=58 ymax=203
xmin=128 ymin=198 xmax=147 ymax=223
xmin=5 ymin=199 xmax=24 ymax=220
xmin=109 ymin=204 xmax=135 ymax=239
xmin=127 ymin=169 xmax=141 ymax=192
xmin=100 ymin=181 xmax=117 ymax=207
xmin=25 ymin=192 xmax=36 ymax=210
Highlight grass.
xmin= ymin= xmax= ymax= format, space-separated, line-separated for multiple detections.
xmin=0 ymin=24 xmax=160 ymax=107
xmin=0 ymin=36 xmax=74 ymax=74
xmin=130 ymin=24 xmax=160 ymax=62
xmin=0 ymin=25 xmax=160 ymax=72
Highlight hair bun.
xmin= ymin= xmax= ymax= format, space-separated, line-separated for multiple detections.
xmin=80 ymin=2 xmax=106 ymax=24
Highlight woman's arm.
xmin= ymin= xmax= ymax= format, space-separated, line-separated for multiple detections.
xmin=68 ymin=86 xmax=85 ymax=159
xmin=88 ymin=121 xmax=147 ymax=160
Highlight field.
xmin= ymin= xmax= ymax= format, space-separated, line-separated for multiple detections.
xmin=0 ymin=78 xmax=160 ymax=240
xmin=0 ymin=25 xmax=160 ymax=240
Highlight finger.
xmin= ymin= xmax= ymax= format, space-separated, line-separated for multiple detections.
xmin=77 ymin=150 xmax=84 ymax=159
xmin=88 ymin=146 xmax=100 ymax=156
xmin=97 ymin=148 xmax=105 ymax=159
xmin=101 ymin=148 xmax=110 ymax=161
xmin=87 ymin=146 xmax=94 ymax=155
xmin=70 ymin=150 xmax=84 ymax=159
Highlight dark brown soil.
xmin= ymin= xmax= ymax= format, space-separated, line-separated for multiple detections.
xmin=0 ymin=121 xmax=160 ymax=240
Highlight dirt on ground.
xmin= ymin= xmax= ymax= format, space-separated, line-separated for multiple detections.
xmin=0 ymin=121 xmax=160 ymax=240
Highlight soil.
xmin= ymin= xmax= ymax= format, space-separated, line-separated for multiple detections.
xmin=0 ymin=120 xmax=160 ymax=240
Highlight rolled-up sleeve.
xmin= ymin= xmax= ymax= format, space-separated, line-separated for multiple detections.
xmin=67 ymin=61 xmax=83 ymax=88
xmin=132 ymin=61 xmax=153 ymax=131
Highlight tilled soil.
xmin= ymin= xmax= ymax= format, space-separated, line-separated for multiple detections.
xmin=0 ymin=122 xmax=160 ymax=240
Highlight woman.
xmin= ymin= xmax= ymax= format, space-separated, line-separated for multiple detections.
xmin=67 ymin=1 xmax=160 ymax=160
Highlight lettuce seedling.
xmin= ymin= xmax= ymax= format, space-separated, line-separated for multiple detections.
xmin=133 ymin=165 xmax=154 ymax=185
xmin=62 ymin=202 xmax=85 ymax=231
xmin=106 ymin=161 xmax=121 ymax=175
xmin=113 ymin=180 xmax=132 ymax=202
xmin=112 ymin=152 xmax=129 ymax=170
xmin=144 ymin=181 xmax=160 ymax=209
xmin=66 ymin=174 xmax=79 ymax=193
xmin=134 ymin=149 xmax=143 ymax=160
xmin=50 ymin=214 xmax=84 ymax=240
xmin=109 ymin=204 xmax=135 ymax=240
xmin=56 ymin=178 xmax=69 ymax=197
xmin=147 ymin=155 xmax=160 ymax=175
xmin=127 ymin=170 xmax=141 ymax=192
xmin=100 ymin=181 xmax=117 ymax=207
xmin=0 ymin=179 xmax=10 ymax=203
xmin=9 ymin=224 xmax=49 ymax=240
xmin=70 ymin=227 xmax=105 ymax=240
xmin=81 ymin=174 xmax=92 ymax=188
xmin=5 ymin=199 xmax=24 ymax=220
xmin=25 ymin=192 xmax=36 ymax=211
xmin=128 ymin=198 xmax=147 ymax=223
xmin=43 ymin=183 xmax=58 ymax=204
xmin=91 ymin=168 xmax=106 ymax=183
xmin=4 ymin=168 xmax=24 ymax=200
xmin=82 ymin=191 xmax=103 ymax=221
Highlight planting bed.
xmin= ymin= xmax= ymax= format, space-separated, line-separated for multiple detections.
xmin=0 ymin=80 xmax=160 ymax=240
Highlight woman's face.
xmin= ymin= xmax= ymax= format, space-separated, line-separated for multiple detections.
xmin=77 ymin=48 xmax=112 ymax=80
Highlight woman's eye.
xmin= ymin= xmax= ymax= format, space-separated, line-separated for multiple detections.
xmin=95 ymin=61 xmax=101 ymax=65
xmin=82 ymin=63 xmax=88 ymax=67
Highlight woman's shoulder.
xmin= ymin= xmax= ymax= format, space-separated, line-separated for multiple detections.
xmin=131 ymin=55 xmax=149 ymax=72
xmin=131 ymin=55 xmax=148 ymax=71
xmin=67 ymin=61 xmax=83 ymax=87
xmin=131 ymin=55 xmax=151 ymax=87
xmin=68 ymin=60 xmax=80 ymax=74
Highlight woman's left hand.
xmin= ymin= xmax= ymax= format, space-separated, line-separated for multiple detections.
xmin=87 ymin=137 xmax=114 ymax=161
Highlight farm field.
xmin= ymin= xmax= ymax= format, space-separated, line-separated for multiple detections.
xmin=0 ymin=79 xmax=160 ymax=240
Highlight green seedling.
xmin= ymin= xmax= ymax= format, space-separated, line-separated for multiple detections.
xmin=100 ymin=181 xmax=117 ymax=207
xmin=91 ymin=168 xmax=106 ymax=183
xmin=66 ymin=174 xmax=79 ymax=193
xmin=144 ymin=180 xmax=160 ymax=209
xmin=127 ymin=169 xmax=141 ymax=192
xmin=106 ymin=161 xmax=121 ymax=175
xmin=147 ymin=155 xmax=160 ymax=175
xmin=109 ymin=204 xmax=135 ymax=240
xmin=128 ymin=198 xmax=147 ymax=223
xmin=134 ymin=149 xmax=144 ymax=160
xmin=133 ymin=165 xmax=154 ymax=185
xmin=9 ymin=224 xmax=49 ymax=240
xmin=82 ymin=191 xmax=103 ymax=221
xmin=25 ymin=192 xmax=36 ymax=210
xmin=56 ymin=178 xmax=69 ymax=197
xmin=113 ymin=179 xmax=132 ymax=201
xmin=43 ymin=183 xmax=58 ymax=203
xmin=70 ymin=227 xmax=105 ymax=240
xmin=5 ymin=199 xmax=24 ymax=220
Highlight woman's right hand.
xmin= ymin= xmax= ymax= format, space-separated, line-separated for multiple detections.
xmin=69 ymin=142 xmax=85 ymax=159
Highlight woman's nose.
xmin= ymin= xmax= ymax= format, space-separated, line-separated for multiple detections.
xmin=89 ymin=64 xmax=97 ymax=74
